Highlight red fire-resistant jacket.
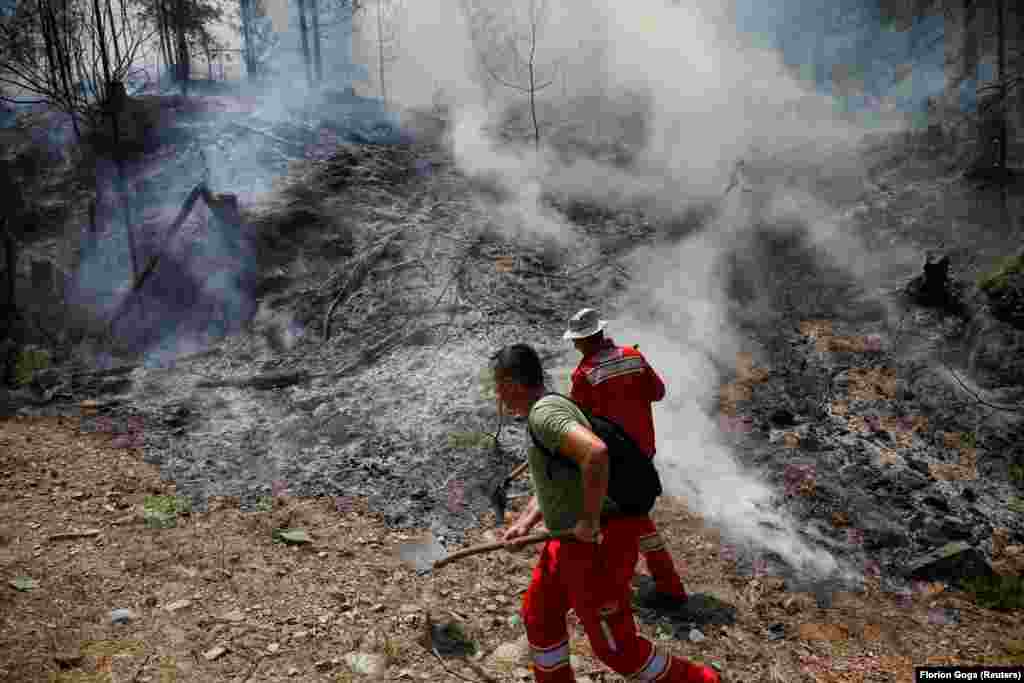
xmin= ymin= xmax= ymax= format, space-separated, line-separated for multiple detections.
xmin=569 ymin=337 xmax=666 ymax=458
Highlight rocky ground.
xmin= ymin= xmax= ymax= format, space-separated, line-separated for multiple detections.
xmin=2 ymin=93 xmax=1024 ymax=681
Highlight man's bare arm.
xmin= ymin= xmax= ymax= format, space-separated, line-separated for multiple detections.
xmin=516 ymin=495 xmax=544 ymax=531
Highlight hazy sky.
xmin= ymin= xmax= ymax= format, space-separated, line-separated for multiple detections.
xmin=200 ymin=0 xmax=966 ymax=117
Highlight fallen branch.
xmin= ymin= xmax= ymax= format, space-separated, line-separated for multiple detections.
xmin=225 ymin=121 xmax=307 ymax=155
xmin=48 ymin=529 xmax=101 ymax=541
xmin=71 ymin=365 xmax=139 ymax=379
xmin=941 ymin=359 xmax=1022 ymax=414
xmin=129 ymin=654 xmax=152 ymax=683
xmin=323 ymin=228 xmax=404 ymax=341
xmin=324 ymin=322 xmax=459 ymax=379
xmin=195 ymin=371 xmax=312 ymax=391
xmin=427 ymin=645 xmax=488 ymax=683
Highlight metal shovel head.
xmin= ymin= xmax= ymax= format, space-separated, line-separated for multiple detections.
xmin=398 ymin=533 xmax=448 ymax=575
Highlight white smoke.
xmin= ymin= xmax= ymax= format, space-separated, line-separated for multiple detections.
xmin=361 ymin=0 xmax=931 ymax=584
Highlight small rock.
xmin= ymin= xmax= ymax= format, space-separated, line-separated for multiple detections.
xmin=221 ymin=609 xmax=245 ymax=622
xmin=203 ymin=645 xmax=228 ymax=661
xmin=164 ymin=599 xmax=192 ymax=612
xmin=110 ymin=608 xmax=133 ymax=625
xmin=288 ymin=666 xmax=300 ymax=676
xmin=487 ymin=639 xmax=531 ymax=667
xmin=291 ymin=630 xmax=309 ymax=640
xmin=689 ymin=628 xmax=705 ymax=643
xmin=343 ymin=652 xmax=388 ymax=677
xmin=54 ymin=652 xmax=84 ymax=669
xmin=266 ymin=642 xmax=280 ymax=654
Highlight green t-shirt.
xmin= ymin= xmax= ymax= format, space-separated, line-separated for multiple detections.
xmin=527 ymin=394 xmax=619 ymax=532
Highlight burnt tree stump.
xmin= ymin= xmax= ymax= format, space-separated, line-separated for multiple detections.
xmin=905 ymin=252 xmax=963 ymax=312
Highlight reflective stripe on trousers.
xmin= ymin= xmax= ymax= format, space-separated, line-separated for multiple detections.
xmin=627 ymin=646 xmax=671 ymax=681
xmin=528 ymin=638 xmax=570 ymax=672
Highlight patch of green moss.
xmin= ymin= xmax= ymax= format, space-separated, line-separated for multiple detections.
xmin=978 ymin=253 xmax=1024 ymax=293
xmin=1009 ymin=465 xmax=1024 ymax=485
xmin=958 ymin=574 xmax=1024 ymax=611
xmin=142 ymin=495 xmax=191 ymax=529
xmin=14 ymin=346 xmax=50 ymax=386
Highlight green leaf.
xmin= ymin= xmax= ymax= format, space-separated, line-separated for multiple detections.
xmin=10 ymin=576 xmax=38 ymax=591
xmin=143 ymin=510 xmax=178 ymax=529
xmin=14 ymin=347 xmax=50 ymax=387
xmin=273 ymin=528 xmax=311 ymax=545
xmin=1008 ymin=497 xmax=1024 ymax=514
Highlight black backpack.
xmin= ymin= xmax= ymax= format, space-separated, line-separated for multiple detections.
xmin=527 ymin=392 xmax=662 ymax=516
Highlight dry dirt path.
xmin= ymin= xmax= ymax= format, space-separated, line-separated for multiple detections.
xmin=2 ymin=415 xmax=1023 ymax=682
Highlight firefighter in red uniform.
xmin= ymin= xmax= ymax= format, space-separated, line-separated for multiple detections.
xmin=564 ymin=308 xmax=690 ymax=609
xmin=494 ymin=344 xmax=720 ymax=683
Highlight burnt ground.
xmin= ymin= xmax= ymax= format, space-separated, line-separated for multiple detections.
xmin=2 ymin=94 xmax=1024 ymax=681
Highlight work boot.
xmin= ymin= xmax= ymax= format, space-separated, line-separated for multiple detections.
xmin=633 ymin=574 xmax=688 ymax=614
xmin=672 ymin=657 xmax=721 ymax=683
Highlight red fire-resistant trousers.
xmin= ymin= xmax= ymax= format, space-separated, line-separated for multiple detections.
xmin=520 ymin=516 xmax=719 ymax=683
xmin=636 ymin=516 xmax=688 ymax=599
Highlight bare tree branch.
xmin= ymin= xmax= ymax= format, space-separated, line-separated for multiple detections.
xmin=464 ymin=0 xmax=557 ymax=147
xmin=480 ymin=59 xmax=530 ymax=92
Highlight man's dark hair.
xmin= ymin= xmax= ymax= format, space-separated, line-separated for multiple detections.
xmin=490 ymin=344 xmax=546 ymax=388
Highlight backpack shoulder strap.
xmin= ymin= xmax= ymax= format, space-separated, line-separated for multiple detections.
xmin=527 ymin=392 xmax=584 ymax=466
